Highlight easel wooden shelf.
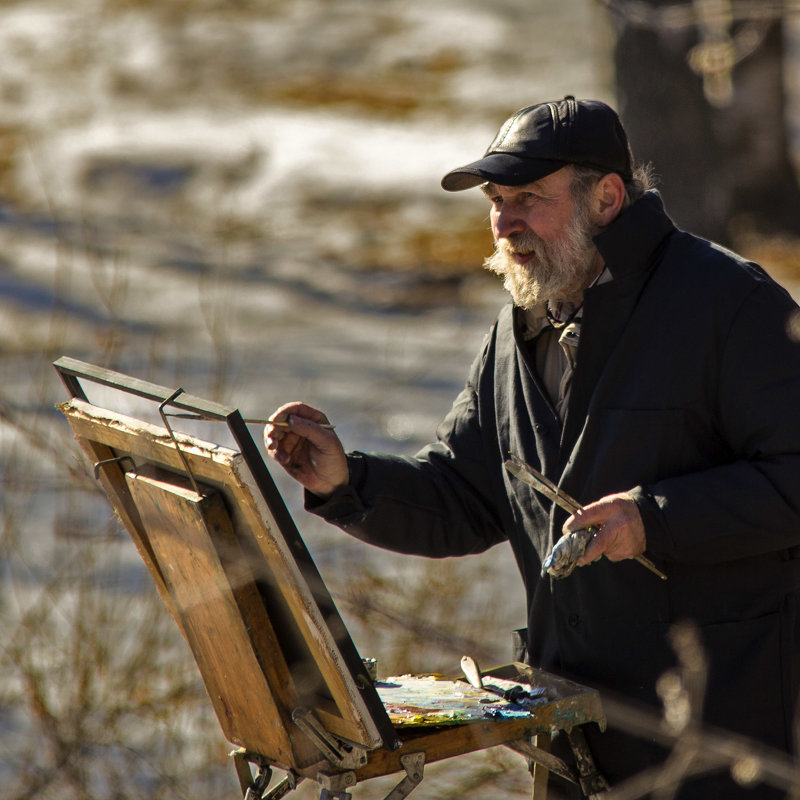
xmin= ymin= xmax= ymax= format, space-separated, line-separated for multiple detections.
xmin=54 ymin=357 xmax=607 ymax=800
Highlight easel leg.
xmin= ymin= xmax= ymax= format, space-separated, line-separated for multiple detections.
xmin=531 ymin=733 xmax=550 ymax=799
xmin=567 ymin=727 xmax=609 ymax=797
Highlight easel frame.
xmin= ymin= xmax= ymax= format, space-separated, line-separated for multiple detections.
xmin=54 ymin=357 xmax=607 ymax=799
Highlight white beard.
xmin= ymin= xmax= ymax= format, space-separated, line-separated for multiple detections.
xmin=483 ymin=204 xmax=599 ymax=310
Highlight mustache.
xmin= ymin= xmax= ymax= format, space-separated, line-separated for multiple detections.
xmin=498 ymin=231 xmax=542 ymax=255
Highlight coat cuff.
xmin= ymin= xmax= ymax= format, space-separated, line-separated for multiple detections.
xmin=629 ymin=484 xmax=674 ymax=555
xmin=303 ymin=453 xmax=368 ymax=526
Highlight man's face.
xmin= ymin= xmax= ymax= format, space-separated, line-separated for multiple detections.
xmin=481 ymin=166 xmax=600 ymax=309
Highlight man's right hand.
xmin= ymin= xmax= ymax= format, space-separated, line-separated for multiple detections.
xmin=264 ymin=401 xmax=349 ymax=498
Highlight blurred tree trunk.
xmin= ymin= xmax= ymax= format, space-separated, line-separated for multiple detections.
xmin=610 ymin=3 xmax=800 ymax=244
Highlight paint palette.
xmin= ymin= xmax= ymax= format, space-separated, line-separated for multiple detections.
xmin=377 ymin=674 xmax=552 ymax=726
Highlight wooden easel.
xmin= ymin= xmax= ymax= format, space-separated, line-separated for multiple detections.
xmin=55 ymin=357 xmax=607 ymax=799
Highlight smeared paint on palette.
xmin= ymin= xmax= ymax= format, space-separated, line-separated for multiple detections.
xmin=375 ymin=674 xmax=553 ymax=726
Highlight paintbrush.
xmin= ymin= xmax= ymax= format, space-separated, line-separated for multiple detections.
xmin=167 ymin=413 xmax=336 ymax=429
xmin=505 ymin=453 xmax=666 ymax=580
xmin=260 ymin=419 xmax=336 ymax=430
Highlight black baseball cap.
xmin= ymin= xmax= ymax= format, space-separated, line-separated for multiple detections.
xmin=441 ymin=96 xmax=633 ymax=191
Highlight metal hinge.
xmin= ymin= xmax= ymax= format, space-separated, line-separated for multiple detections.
xmin=382 ymin=752 xmax=425 ymax=800
xmin=232 ymin=751 xmax=300 ymax=800
xmin=292 ymin=708 xmax=368 ymax=771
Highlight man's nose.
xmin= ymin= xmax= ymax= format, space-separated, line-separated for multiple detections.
xmin=493 ymin=205 xmax=527 ymax=240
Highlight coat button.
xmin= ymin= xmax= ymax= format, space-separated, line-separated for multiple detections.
xmin=568 ymin=613 xmax=580 ymax=627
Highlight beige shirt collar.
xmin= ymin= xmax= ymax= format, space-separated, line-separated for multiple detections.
xmin=518 ymin=267 xmax=613 ymax=420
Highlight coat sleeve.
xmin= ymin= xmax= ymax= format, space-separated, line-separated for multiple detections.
xmin=305 ymin=352 xmax=508 ymax=558
xmin=633 ymin=280 xmax=800 ymax=563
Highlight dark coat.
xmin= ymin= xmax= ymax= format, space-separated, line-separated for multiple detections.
xmin=310 ymin=192 xmax=800 ymax=796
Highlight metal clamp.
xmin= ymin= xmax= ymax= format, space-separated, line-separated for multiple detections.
xmin=232 ymin=751 xmax=300 ymax=800
xmin=292 ymin=708 xmax=368 ymax=770
xmin=93 ymin=455 xmax=136 ymax=480
xmin=244 ymin=765 xmax=272 ymax=800
xmin=382 ymin=752 xmax=425 ymax=800
xmin=158 ymin=388 xmax=203 ymax=496
xmin=262 ymin=775 xmax=299 ymax=800
xmin=319 ymin=788 xmax=352 ymax=800
xmin=316 ymin=769 xmax=357 ymax=798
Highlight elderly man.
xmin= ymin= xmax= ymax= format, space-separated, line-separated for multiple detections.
xmin=266 ymin=97 xmax=800 ymax=798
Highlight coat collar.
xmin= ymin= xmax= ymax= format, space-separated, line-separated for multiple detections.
xmin=592 ymin=190 xmax=676 ymax=281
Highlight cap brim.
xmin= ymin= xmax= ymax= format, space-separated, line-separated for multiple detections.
xmin=441 ymin=153 xmax=566 ymax=192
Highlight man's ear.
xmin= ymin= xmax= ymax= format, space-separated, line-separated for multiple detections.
xmin=593 ymin=173 xmax=627 ymax=226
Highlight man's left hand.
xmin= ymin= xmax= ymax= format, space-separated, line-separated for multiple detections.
xmin=563 ymin=493 xmax=646 ymax=566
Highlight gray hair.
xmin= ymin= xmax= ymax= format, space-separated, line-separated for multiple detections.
xmin=570 ymin=162 xmax=655 ymax=206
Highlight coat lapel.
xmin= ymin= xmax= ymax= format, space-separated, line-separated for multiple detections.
xmin=559 ymin=192 xmax=676 ymax=465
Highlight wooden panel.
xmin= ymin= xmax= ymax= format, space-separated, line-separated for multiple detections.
xmin=127 ymin=470 xmax=297 ymax=764
xmin=66 ymin=431 xmax=180 ymax=625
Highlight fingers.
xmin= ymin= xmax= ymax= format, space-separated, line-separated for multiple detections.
xmin=264 ymin=402 xmax=333 ymax=459
xmin=563 ymin=494 xmax=620 ymax=532
xmin=562 ymin=500 xmax=609 ymax=565
xmin=263 ymin=401 xmax=348 ymax=497
xmin=266 ymin=401 xmax=331 ymax=435
xmin=562 ymin=492 xmax=646 ymax=566
xmin=578 ymin=531 xmax=605 ymax=566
